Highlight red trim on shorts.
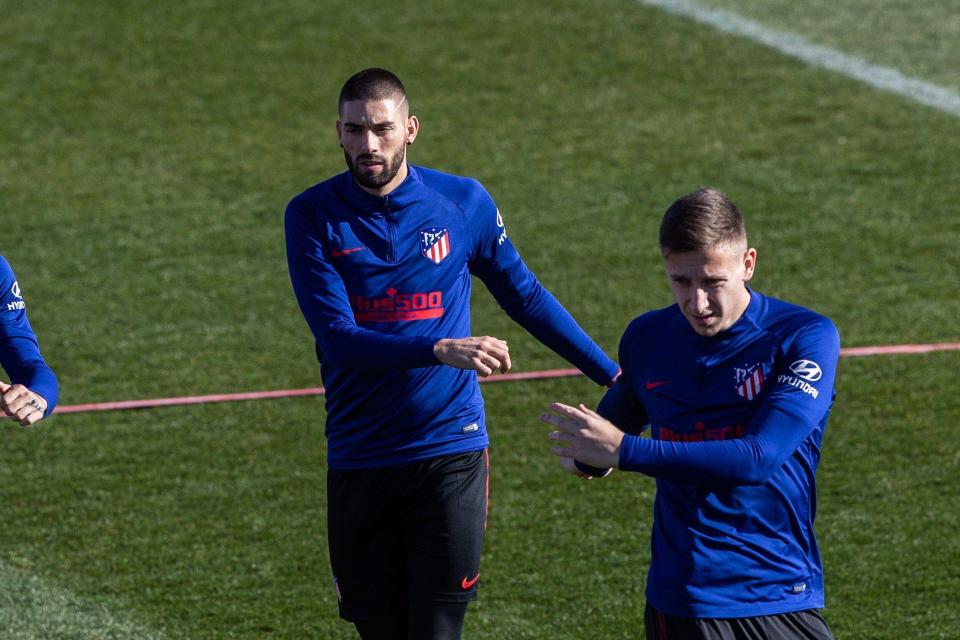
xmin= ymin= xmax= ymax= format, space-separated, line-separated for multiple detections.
xmin=657 ymin=610 xmax=668 ymax=640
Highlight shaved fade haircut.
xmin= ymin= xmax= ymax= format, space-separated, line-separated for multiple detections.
xmin=338 ymin=68 xmax=408 ymax=115
xmin=659 ymin=187 xmax=747 ymax=256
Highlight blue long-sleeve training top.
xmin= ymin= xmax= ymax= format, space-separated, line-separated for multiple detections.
xmin=286 ymin=165 xmax=619 ymax=469
xmin=598 ymin=290 xmax=839 ymax=618
xmin=0 ymin=256 xmax=59 ymax=415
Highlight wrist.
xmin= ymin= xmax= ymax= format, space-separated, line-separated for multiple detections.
xmin=612 ymin=431 xmax=624 ymax=468
xmin=432 ymin=338 xmax=451 ymax=364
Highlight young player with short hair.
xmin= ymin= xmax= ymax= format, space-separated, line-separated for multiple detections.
xmin=542 ymin=188 xmax=838 ymax=640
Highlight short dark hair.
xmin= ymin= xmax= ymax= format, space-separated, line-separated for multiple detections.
xmin=338 ymin=68 xmax=408 ymax=114
xmin=659 ymin=188 xmax=747 ymax=255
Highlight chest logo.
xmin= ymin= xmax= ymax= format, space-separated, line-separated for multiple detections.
xmin=331 ymin=245 xmax=366 ymax=258
xmin=734 ymin=363 xmax=765 ymax=401
xmin=419 ymin=227 xmax=451 ymax=264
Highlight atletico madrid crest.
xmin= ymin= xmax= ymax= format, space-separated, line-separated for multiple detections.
xmin=419 ymin=227 xmax=451 ymax=264
xmin=735 ymin=364 xmax=765 ymax=401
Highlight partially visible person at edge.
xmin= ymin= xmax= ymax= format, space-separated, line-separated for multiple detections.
xmin=541 ymin=188 xmax=839 ymax=640
xmin=284 ymin=68 xmax=618 ymax=639
xmin=0 ymin=256 xmax=58 ymax=426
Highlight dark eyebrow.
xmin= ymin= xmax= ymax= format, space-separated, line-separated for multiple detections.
xmin=341 ymin=119 xmax=395 ymax=129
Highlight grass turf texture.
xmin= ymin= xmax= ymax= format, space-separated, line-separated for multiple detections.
xmin=0 ymin=0 xmax=957 ymax=637
xmin=690 ymin=0 xmax=960 ymax=92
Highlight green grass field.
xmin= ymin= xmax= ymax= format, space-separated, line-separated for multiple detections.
xmin=1 ymin=0 xmax=958 ymax=637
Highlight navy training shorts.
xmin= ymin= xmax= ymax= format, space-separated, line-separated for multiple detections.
xmin=327 ymin=449 xmax=489 ymax=622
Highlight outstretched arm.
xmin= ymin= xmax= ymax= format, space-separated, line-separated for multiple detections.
xmin=0 ymin=257 xmax=58 ymax=422
xmin=467 ymin=190 xmax=618 ymax=386
xmin=542 ymin=320 xmax=840 ymax=485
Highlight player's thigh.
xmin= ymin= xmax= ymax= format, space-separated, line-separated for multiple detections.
xmin=405 ymin=449 xmax=488 ymax=606
xmin=327 ymin=467 xmax=407 ymax=622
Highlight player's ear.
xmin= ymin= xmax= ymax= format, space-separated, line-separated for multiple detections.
xmin=406 ymin=115 xmax=419 ymax=145
xmin=336 ymin=120 xmax=344 ymax=147
xmin=743 ymin=248 xmax=757 ymax=282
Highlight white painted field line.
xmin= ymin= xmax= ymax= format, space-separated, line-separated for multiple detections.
xmin=0 ymin=559 xmax=164 ymax=640
xmin=637 ymin=0 xmax=960 ymax=117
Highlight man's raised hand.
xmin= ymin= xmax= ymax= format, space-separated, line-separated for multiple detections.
xmin=539 ymin=402 xmax=624 ymax=470
xmin=433 ymin=337 xmax=511 ymax=377
xmin=0 ymin=380 xmax=48 ymax=427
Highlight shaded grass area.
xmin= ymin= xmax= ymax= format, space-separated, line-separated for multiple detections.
xmin=0 ymin=560 xmax=163 ymax=640
xmin=0 ymin=399 xmax=329 ymax=638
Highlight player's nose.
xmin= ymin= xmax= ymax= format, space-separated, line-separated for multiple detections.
xmin=692 ymin=288 xmax=710 ymax=314
xmin=361 ymin=130 xmax=379 ymax=153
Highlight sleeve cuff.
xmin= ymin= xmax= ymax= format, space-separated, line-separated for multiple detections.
xmin=588 ymin=358 xmax=620 ymax=387
xmin=421 ymin=336 xmax=443 ymax=365
xmin=618 ymin=434 xmax=646 ymax=472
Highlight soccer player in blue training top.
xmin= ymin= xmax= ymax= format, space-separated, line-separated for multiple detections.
xmin=0 ymin=256 xmax=58 ymax=425
xmin=284 ymin=68 xmax=619 ymax=639
xmin=541 ymin=188 xmax=839 ymax=640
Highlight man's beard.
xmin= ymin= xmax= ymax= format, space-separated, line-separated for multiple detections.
xmin=344 ymin=146 xmax=406 ymax=190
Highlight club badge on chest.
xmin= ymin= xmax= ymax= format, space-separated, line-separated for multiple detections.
xmin=419 ymin=227 xmax=451 ymax=264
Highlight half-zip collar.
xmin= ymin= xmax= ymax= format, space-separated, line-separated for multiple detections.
xmin=693 ymin=288 xmax=769 ymax=370
xmin=340 ymin=164 xmax=427 ymax=214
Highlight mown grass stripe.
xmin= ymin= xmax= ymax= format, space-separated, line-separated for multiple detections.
xmin=637 ymin=0 xmax=960 ymax=116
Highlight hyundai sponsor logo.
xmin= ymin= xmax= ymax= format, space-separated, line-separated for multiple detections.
xmin=778 ymin=374 xmax=819 ymax=399
xmin=6 ymin=281 xmax=24 ymax=310
xmin=789 ymin=359 xmax=822 ymax=382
